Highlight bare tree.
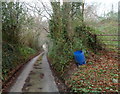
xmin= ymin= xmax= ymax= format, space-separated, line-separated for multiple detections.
xmin=84 ymin=3 xmax=100 ymax=22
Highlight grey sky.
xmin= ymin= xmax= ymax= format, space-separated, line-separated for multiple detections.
xmin=86 ymin=0 xmax=119 ymax=16
xmin=19 ymin=0 xmax=119 ymax=16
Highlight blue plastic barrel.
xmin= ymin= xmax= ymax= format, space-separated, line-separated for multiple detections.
xmin=74 ymin=51 xmax=86 ymax=65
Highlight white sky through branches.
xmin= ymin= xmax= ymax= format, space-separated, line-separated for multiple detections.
xmin=19 ymin=0 xmax=119 ymax=16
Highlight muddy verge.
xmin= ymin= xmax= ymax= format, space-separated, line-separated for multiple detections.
xmin=47 ymin=56 xmax=78 ymax=92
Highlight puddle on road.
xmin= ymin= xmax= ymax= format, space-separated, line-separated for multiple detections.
xmin=9 ymin=53 xmax=43 ymax=92
xmin=29 ymin=71 xmax=36 ymax=75
xmin=34 ymin=66 xmax=42 ymax=69
xmin=22 ymin=55 xmax=44 ymax=92
xmin=40 ymin=73 xmax=44 ymax=79
xmin=22 ymin=54 xmax=59 ymax=92
xmin=38 ymin=88 xmax=42 ymax=89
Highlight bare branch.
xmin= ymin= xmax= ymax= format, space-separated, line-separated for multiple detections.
xmin=40 ymin=1 xmax=52 ymax=17
xmin=43 ymin=27 xmax=50 ymax=33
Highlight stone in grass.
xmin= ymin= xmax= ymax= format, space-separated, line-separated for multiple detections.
xmin=112 ymin=79 xmax=118 ymax=83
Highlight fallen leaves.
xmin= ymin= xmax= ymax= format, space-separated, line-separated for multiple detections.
xmin=66 ymin=51 xmax=119 ymax=92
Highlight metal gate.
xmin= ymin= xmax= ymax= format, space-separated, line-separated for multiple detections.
xmin=96 ymin=34 xmax=119 ymax=51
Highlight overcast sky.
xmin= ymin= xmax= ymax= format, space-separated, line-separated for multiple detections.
xmin=19 ymin=0 xmax=119 ymax=16
xmin=20 ymin=0 xmax=119 ymax=4
xmin=86 ymin=0 xmax=119 ymax=16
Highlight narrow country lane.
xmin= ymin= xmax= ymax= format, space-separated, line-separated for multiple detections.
xmin=22 ymin=53 xmax=59 ymax=92
xmin=9 ymin=52 xmax=59 ymax=93
xmin=9 ymin=52 xmax=44 ymax=92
